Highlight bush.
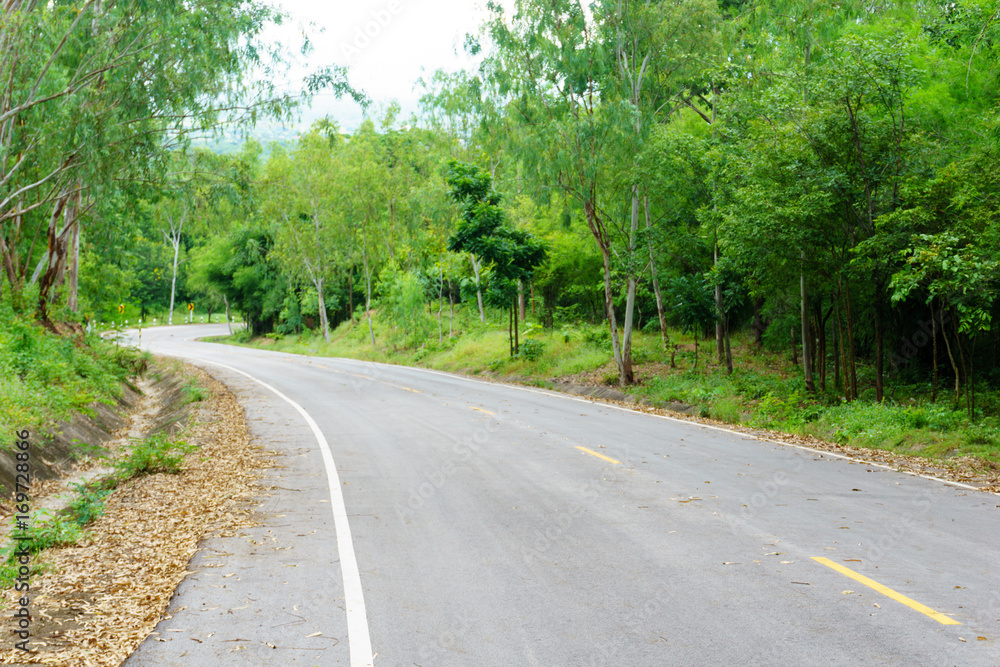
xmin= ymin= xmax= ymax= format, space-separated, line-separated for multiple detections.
xmin=0 ymin=297 xmax=142 ymax=446
xmin=114 ymin=433 xmax=194 ymax=478
xmin=66 ymin=482 xmax=113 ymax=527
xmin=517 ymin=339 xmax=545 ymax=361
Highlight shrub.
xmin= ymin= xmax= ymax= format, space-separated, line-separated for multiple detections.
xmin=517 ymin=339 xmax=545 ymax=361
xmin=114 ymin=433 xmax=194 ymax=478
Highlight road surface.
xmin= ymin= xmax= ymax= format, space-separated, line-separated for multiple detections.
xmin=123 ymin=324 xmax=999 ymax=666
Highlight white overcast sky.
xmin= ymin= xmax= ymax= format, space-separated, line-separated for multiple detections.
xmin=263 ymin=0 xmax=494 ymax=131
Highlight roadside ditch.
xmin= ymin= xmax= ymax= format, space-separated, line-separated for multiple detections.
xmin=0 ymin=360 xmax=267 ymax=665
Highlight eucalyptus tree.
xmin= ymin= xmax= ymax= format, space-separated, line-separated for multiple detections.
xmin=266 ymin=128 xmax=349 ymax=342
xmin=479 ymin=0 xmax=637 ymax=382
xmin=599 ymin=0 xmax=720 ymax=359
xmin=0 ymin=0 xmax=356 ymax=321
xmin=340 ymin=121 xmax=388 ymax=346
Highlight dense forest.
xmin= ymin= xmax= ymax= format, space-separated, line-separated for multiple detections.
xmin=3 ymin=0 xmax=1000 ymax=422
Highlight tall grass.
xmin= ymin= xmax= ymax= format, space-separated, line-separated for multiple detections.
xmin=0 ymin=296 xmax=148 ymax=448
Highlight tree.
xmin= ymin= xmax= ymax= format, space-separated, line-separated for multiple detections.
xmin=446 ymin=161 xmax=547 ymax=356
xmin=266 ymin=127 xmax=348 ymax=342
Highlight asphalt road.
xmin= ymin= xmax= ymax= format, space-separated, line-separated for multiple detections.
xmin=124 ymin=324 xmax=999 ymax=666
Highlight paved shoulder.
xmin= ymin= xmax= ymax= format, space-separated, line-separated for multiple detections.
xmin=125 ymin=364 xmax=349 ymax=665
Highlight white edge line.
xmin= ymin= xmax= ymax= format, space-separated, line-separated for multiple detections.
xmin=336 ymin=359 xmax=994 ymax=496
xmin=174 ymin=354 xmax=373 ymax=667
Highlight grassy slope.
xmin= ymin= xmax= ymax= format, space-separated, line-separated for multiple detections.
xmin=222 ymin=304 xmax=1000 ymax=467
xmin=0 ymin=309 xmax=147 ymax=447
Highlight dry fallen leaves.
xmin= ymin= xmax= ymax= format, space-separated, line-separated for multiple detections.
xmin=0 ymin=362 xmax=267 ymax=666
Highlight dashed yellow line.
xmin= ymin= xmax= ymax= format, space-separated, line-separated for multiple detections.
xmin=472 ymin=407 xmax=495 ymax=416
xmin=575 ymin=446 xmax=621 ymax=465
xmin=811 ymin=557 xmax=961 ymax=625
xmin=398 ymin=386 xmax=421 ymax=394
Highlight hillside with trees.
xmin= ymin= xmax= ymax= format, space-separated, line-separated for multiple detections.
xmin=4 ymin=0 xmax=1000 ymax=463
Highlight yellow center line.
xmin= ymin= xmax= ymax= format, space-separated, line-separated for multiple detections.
xmin=471 ymin=407 xmax=495 ymax=416
xmin=811 ymin=557 xmax=961 ymax=625
xmin=398 ymin=386 xmax=421 ymax=394
xmin=575 ymin=446 xmax=621 ymax=465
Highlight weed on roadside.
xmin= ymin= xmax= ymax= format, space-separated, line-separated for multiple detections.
xmin=114 ymin=433 xmax=195 ymax=478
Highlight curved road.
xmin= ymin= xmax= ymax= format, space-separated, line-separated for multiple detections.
xmin=123 ymin=324 xmax=998 ymax=666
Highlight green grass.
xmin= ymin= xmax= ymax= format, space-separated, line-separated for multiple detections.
xmin=220 ymin=302 xmax=1000 ymax=466
xmin=0 ymin=295 xmax=150 ymax=450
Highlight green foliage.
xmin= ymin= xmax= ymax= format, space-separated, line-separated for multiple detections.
xmin=516 ymin=339 xmax=545 ymax=361
xmin=380 ymin=266 xmax=432 ymax=344
xmin=183 ymin=379 xmax=208 ymax=404
xmin=114 ymin=433 xmax=195 ymax=479
xmin=0 ymin=297 xmax=140 ymax=442
xmin=66 ymin=482 xmax=113 ymax=527
xmin=0 ymin=513 xmax=85 ymax=589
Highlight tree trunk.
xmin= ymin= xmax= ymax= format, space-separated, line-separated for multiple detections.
xmin=508 ymin=306 xmax=513 ymax=357
xmin=67 ymin=203 xmax=80 ymax=312
xmin=348 ymin=267 xmax=355 ymax=323
xmin=724 ymin=317 xmax=733 ymax=375
xmin=316 ymin=277 xmax=330 ymax=342
xmin=361 ymin=227 xmax=375 ymax=347
xmin=954 ymin=316 xmax=969 ymax=412
xmin=819 ymin=303 xmax=833 ymax=392
xmin=586 ymin=201 xmax=627 ymax=386
xmin=801 ymin=260 xmax=815 ymax=392
xmin=644 ymin=197 xmax=668 ymax=351
xmin=968 ymin=335 xmax=976 ymax=420
xmin=833 ymin=309 xmax=842 ymax=392
xmin=518 ymin=280 xmax=526 ymax=322
xmin=941 ymin=306 xmax=960 ymax=404
xmin=873 ymin=279 xmax=885 ymax=403
xmin=618 ymin=189 xmax=640 ymax=386
xmin=842 ymin=276 xmax=858 ymax=401
xmin=513 ymin=295 xmax=520 ymax=356
xmin=223 ymin=293 xmax=232 ymax=335
xmin=622 ymin=274 xmax=637 ymax=382
xmin=167 ymin=233 xmax=179 ymax=325
xmin=449 ymin=286 xmax=454 ymax=339
xmin=471 ymin=254 xmax=485 ymax=323
xmin=930 ymin=302 xmax=938 ymax=403
xmin=35 ymin=193 xmax=70 ymax=321
xmin=438 ymin=267 xmax=444 ymax=346
xmin=715 ymin=234 xmax=724 ymax=364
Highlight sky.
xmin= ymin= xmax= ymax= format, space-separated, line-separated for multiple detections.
xmin=262 ymin=0 xmax=494 ymax=133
